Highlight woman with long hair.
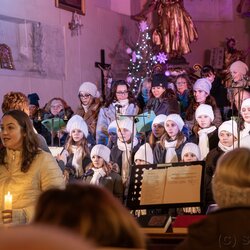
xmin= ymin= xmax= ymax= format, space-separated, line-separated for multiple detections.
xmin=96 ymin=80 xmax=139 ymax=145
xmin=0 ymin=110 xmax=64 ymax=225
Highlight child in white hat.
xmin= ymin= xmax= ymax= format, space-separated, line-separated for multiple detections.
xmin=185 ymin=77 xmax=222 ymax=129
xmin=148 ymin=114 xmax=167 ymax=150
xmin=83 ymin=144 xmax=123 ymax=200
xmin=240 ymin=98 xmax=250 ymax=148
xmin=154 ymin=114 xmax=187 ymax=164
xmin=181 ymin=142 xmax=201 ymax=162
xmin=134 ymin=143 xmax=154 ymax=165
xmin=192 ymin=104 xmax=219 ymax=160
xmin=205 ymin=119 xmax=238 ymax=207
xmin=110 ymin=118 xmax=140 ymax=185
xmin=56 ymin=115 xmax=91 ymax=183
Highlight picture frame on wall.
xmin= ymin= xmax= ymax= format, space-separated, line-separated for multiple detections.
xmin=55 ymin=0 xmax=85 ymax=15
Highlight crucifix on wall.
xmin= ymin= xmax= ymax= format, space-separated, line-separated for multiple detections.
xmin=95 ymin=49 xmax=111 ymax=101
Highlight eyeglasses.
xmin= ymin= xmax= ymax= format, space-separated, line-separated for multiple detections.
xmin=79 ymin=94 xmax=91 ymax=99
xmin=176 ymin=82 xmax=187 ymax=85
xmin=116 ymin=91 xmax=128 ymax=95
xmin=51 ymin=105 xmax=63 ymax=109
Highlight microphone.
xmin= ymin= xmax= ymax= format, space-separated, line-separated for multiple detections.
xmin=82 ymin=169 xmax=94 ymax=179
xmin=115 ymin=104 xmax=122 ymax=115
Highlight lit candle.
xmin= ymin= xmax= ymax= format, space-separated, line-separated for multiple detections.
xmin=4 ymin=191 xmax=12 ymax=210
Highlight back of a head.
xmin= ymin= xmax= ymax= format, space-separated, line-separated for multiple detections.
xmin=0 ymin=225 xmax=94 ymax=250
xmin=2 ymin=91 xmax=29 ymax=114
xmin=212 ymin=148 xmax=250 ymax=208
xmin=33 ymin=184 xmax=146 ymax=249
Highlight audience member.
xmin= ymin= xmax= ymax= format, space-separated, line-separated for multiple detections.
xmin=176 ymin=148 xmax=250 ymax=250
xmin=137 ymin=77 xmax=152 ymax=110
xmin=33 ymin=184 xmax=146 ymax=249
xmin=0 ymin=110 xmax=65 ymax=225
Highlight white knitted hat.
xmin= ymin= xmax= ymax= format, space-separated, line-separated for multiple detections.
xmin=134 ymin=143 xmax=154 ymax=164
xmin=79 ymin=82 xmax=100 ymax=98
xmin=181 ymin=142 xmax=201 ymax=161
xmin=117 ymin=118 xmax=137 ymax=135
xmin=165 ymin=114 xmax=184 ymax=131
xmin=152 ymin=114 xmax=167 ymax=129
xmin=195 ymin=104 xmax=214 ymax=122
xmin=91 ymin=144 xmax=110 ymax=163
xmin=66 ymin=115 xmax=88 ymax=138
xmin=241 ymin=98 xmax=250 ymax=110
xmin=230 ymin=61 xmax=249 ymax=75
xmin=218 ymin=120 xmax=238 ymax=139
xmin=193 ymin=78 xmax=212 ymax=94
xmin=108 ymin=120 xmax=117 ymax=134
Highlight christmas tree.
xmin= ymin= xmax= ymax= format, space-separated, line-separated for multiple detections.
xmin=127 ymin=21 xmax=156 ymax=95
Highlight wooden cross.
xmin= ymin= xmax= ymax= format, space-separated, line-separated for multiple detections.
xmin=95 ymin=49 xmax=111 ymax=101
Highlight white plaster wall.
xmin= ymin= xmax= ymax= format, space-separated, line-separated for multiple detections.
xmin=0 ymin=0 xmax=140 ymax=114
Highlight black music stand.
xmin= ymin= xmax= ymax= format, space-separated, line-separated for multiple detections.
xmin=126 ymin=161 xmax=205 ymax=210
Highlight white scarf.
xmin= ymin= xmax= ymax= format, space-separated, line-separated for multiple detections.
xmin=117 ymin=138 xmax=138 ymax=184
xmin=241 ymin=122 xmax=250 ymax=139
xmin=218 ymin=141 xmax=235 ymax=152
xmin=71 ymin=145 xmax=83 ymax=177
xmin=164 ymin=140 xmax=178 ymax=163
xmin=113 ymin=99 xmax=129 ymax=115
xmin=82 ymin=104 xmax=89 ymax=112
xmin=90 ymin=168 xmax=106 ymax=185
xmin=198 ymin=126 xmax=216 ymax=160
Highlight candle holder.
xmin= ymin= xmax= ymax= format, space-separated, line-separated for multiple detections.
xmin=2 ymin=209 xmax=12 ymax=224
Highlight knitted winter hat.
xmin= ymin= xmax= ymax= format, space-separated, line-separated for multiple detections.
xmin=181 ymin=142 xmax=201 ymax=161
xmin=195 ymin=104 xmax=215 ymax=122
xmin=91 ymin=144 xmax=110 ymax=163
xmin=218 ymin=120 xmax=238 ymax=139
xmin=66 ymin=115 xmax=88 ymax=138
xmin=117 ymin=118 xmax=136 ymax=135
xmin=152 ymin=114 xmax=167 ymax=129
xmin=79 ymin=82 xmax=100 ymax=98
xmin=193 ymin=78 xmax=212 ymax=94
xmin=152 ymin=74 xmax=168 ymax=88
xmin=241 ymin=98 xmax=250 ymax=110
xmin=134 ymin=143 xmax=154 ymax=164
xmin=230 ymin=61 xmax=249 ymax=75
xmin=108 ymin=120 xmax=117 ymax=134
xmin=165 ymin=114 xmax=184 ymax=131
xmin=28 ymin=93 xmax=40 ymax=107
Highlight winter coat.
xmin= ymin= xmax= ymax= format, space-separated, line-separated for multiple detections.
xmin=153 ymin=140 xmax=186 ymax=164
xmin=83 ymin=170 xmax=123 ymax=200
xmin=144 ymin=97 xmax=180 ymax=116
xmin=176 ymin=207 xmax=250 ymax=250
xmin=0 ymin=149 xmax=65 ymax=224
xmin=96 ymin=103 xmax=138 ymax=145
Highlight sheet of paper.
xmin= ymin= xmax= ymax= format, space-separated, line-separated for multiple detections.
xmin=140 ymin=169 xmax=167 ymax=205
xmin=163 ymin=165 xmax=202 ymax=204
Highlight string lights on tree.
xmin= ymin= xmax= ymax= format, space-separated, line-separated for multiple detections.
xmin=127 ymin=21 xmax=157 ymax=95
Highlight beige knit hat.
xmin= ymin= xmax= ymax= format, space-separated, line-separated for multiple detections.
xmin=230 ymin=61 xmax=249 ymax=75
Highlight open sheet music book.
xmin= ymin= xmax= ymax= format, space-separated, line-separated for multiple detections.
xmin=140 ymin=165 xmax=202 ymax=205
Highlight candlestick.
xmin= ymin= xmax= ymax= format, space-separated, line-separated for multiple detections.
xmin=4 ymin=191 xmax=12 ymax=210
